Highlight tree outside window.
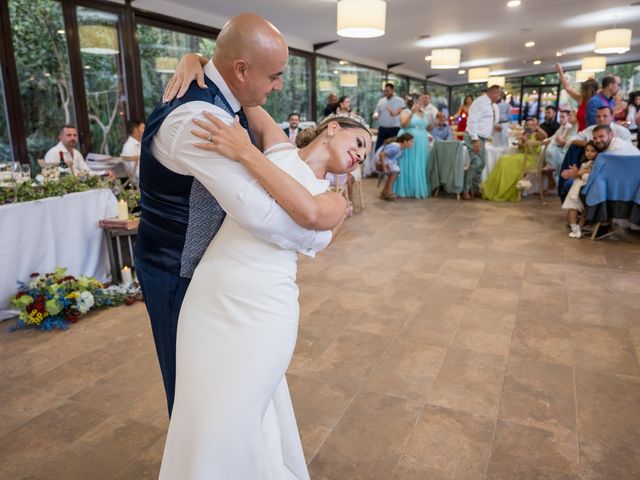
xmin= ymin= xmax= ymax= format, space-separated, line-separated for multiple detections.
xmin=9 ymin=0 xmax=76 ymax=167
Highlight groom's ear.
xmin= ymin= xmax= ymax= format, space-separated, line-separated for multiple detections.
xmin=233 ymin=59 xmax=249 ymax=82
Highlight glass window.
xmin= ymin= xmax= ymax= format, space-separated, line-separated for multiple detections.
xmin=408 ymin=78 xmax=426 ymax=95
xmin=0 ymin=74 xmax=11 ymax=162
xmin=386 ymin=73 xmax=408 ymax=99
xmin=9 ymin=0 xmax=76 ymax=165
xmin=77 ymin=7 xmax=127 ymax=155
xmin=137 ymin=23 xmax=216 ymax=118
xmin=316 ymin=57 xmax=385 ymax=124
xmin=264 ymin=53 xmax=311 ymax=123
xmin=450 ymin=83 xmax=486 ymax=117
xmin=427 ymin=82 xmax=449 ymax=115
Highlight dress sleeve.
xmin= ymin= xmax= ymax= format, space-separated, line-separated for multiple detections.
xmin=161 ymin=102 xmax=331 ymax=256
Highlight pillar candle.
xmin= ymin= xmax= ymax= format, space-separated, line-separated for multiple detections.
xmin=117 ymin=199 xmax=128 ymax=220
xmin=121 ymin=266 xmax=133 ymax=284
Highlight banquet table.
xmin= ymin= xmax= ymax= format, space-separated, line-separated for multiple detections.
xmin=0 ymin=189 xmax=118 ymax=314
xmin=481 ymin=144 xmax=519 ymax=182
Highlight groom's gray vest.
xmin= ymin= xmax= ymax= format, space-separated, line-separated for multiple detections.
xmin=135 ymin=77 xmax=248 ymax=278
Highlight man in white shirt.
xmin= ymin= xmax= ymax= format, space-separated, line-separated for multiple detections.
xmin=592 ymin=124 xmax=640 ymax=155
xmin=44 ymin=125 xmax=90 ymax=175
xmin=463 ymin=85 xmax=502 ymax=198
xmin=374 ymin=83 xmax=405 ymax=150
xmin=571 ymin=106 xmax=632 ymax=146
xmin=421 ymin=93 xmax=438 ymax=128
xmin=121 ymin=119 xmax=145 ymax=157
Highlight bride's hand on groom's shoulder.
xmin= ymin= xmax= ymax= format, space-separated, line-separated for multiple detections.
xmin=163 ymin=53 xmax=207 ymax=102
xmin=192 ymin=111 xmax=253 ymax=162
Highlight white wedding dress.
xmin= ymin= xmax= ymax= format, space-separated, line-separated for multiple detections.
xmin=159 ymin=144 xmax=328 ymax=480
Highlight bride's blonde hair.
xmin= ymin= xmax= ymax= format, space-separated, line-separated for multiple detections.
xmin=296 ymin=113 xmax=371 ymax=148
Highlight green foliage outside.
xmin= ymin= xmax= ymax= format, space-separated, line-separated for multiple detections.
xmin=9 ymin=0 xmax=76 ymax=169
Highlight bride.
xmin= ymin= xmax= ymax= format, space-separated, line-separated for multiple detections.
xmin=158 ymin=97 xmax=371 ymax=477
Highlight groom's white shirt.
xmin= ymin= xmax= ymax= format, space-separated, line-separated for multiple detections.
xmin=152 ymin=60 xmax=331 ymax=257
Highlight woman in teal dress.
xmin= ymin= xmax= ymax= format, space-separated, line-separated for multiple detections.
xmin=481 ymin=117 xmax=548 ymax=202
xmin=393 ymin=95 xmax=430 ymax=198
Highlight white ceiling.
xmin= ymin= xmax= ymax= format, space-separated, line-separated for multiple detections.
xmin=134 ymin=0 xmax=640 ymax=85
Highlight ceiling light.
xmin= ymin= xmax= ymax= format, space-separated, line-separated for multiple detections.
xmin=339 ymin=60 xmax=348 ymax=65
xmin=594 ymin=28 xmax=632 ymax=54
xmin=155 ymin=57 xmax=179 ymax=73
xmin=582 ymin=56 xmax=607 ymax=72
xmin=576 ymin=70 xmax=593 ymax=82
xmin=57 ymin=29 xmax=65 ymax=35
xmin=339 ymin=73 xmax=358 ymax=87
xmin=333 ymin=70 xmax=339 ymax=74
xmin=430 ymin=49 xmax=461 ymax=69
xmin=79 ymin=25 xmax=119 ymax=55
xmin=319 ymin=80 xmax=333 ymax=91
xmin=525 ymin=41 xmax=535 ymax=47
xmin=415 ymin=32 xmax=491 ymax=48
xmin=507 ymin=0 xmax=521 ymax=7
xmin=424 ymin=56 xmax=432 ymax=61
xmin=533 ymin=59 xmax=542 ymax=65
xmin=556 ymin=51 xmax=564 ymax=57
xmin=458 ymin=69 xmax=466 ymax=74
xmin=469 ymin=67 xmax=490 ymax=83
xmin=488 ymin=76 xmax=506 ymax=87
xmin=337 ymin=0 xmax=386 ymax=38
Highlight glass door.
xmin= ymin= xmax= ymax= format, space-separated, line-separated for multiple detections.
xmin=519 ymin=85 xmax=559 ymax=123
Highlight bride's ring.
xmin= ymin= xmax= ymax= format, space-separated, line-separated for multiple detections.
xmin=208 ymin=133 xmax=213 ymax=142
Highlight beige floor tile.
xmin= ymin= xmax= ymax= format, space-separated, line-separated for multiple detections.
xmin=427 ymin=347 xmax=507 ymax=418
xmin=308 ymin=392 xmax=422 ymax=480
xmin=499 ymin=357 xmax=576 ymax=435
xmin=509 ymin=318 xmax=573 ymax=366
xmin=451 ymin=307 xmax=516 ymax=357
xmin=575 ymin=368 xmax=640 ymax=479
xmin=362 ymin=336 xmax=448 ymax=402
xmin=400 ymin=404 xmax=494 ymax=479
xmin=486 ymin=420 xmax=580 ymax=479
xmin=571 ymin=325 xmax=640 ymax=376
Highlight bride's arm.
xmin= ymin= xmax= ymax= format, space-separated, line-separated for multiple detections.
xmin=163 ymin=53 xmax=208 ymax=101
xmin=244 ymin=106 xmax=289 ymax=152
xmin=192 ymin=112 xmax=347 ymax=230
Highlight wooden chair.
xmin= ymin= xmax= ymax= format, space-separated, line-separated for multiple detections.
xmin=120 ymin=155 xmax=140 ymax=189
xmin=520 ymin=141 xmax=546 ymax=200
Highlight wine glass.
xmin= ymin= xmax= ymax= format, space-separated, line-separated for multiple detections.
xmin=11 ymin=162 xmax=21 ymax=181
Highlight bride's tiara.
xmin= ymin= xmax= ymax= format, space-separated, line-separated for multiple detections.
xmin=322 ymin=113 xmax=371 ymax=134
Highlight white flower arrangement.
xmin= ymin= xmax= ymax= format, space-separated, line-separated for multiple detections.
xmin=76 ymin=291 xmax=95 ymax=314
xmin=516 ymin=179 xmax=532 ymax=191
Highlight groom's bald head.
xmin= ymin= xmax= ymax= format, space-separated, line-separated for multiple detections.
xmin=213 ymin=13 xmax=288 ymax=107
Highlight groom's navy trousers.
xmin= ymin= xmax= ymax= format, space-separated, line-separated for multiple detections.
xmin=134 ymin=75 xmax=251 ymax=416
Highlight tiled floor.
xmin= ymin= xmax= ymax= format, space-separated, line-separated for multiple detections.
xmin=2 ymin=179 xmax=640 ymax=479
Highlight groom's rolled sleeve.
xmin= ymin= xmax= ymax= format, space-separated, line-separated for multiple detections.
xmin=156 ymin=101 xmax=331 ymax=257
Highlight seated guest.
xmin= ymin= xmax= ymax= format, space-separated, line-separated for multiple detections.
xmin=323 ymin=93 xmax=339 ymax=117
xmin=283 ymin=112 xmax=300 ymax=145
xmin=585 ymin=75 xmax=620 ymax=127
xmin=540 ymin=105 xmax=560 ymax=137
xmin=121 ymin=119 xmax=145 ymax=157
xmin=376 ymin=133 xmax=414 ymax=200
xmin=570 ymin=106 xmax=632 ymax=146
xmin=44 ymin=124 xmax=91 ymax=175
xmin=561 ymin=141 xmax=598 ymax=239
xmin=543 ymin=109 xmax=576 ymax=190
xmin=592 ymin=124 xmax=640 ymax=155
xmin=335 ymin=96 xmax=352 ymax=115
xmin=481 ymin=117 xmax=547 ymax=202
xmin=431 ymin=111 xmax=452 ymax=141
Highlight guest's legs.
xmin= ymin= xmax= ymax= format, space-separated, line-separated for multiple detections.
xmin=463 ymin=134 xmax=485 ymax=195
xmin=383 ymin=173 xmax=398 ymax=197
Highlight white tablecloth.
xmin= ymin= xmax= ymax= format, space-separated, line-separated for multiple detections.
xmin=481 ymin=144 xmax=519 ymax=182
xmin=0 ymin=189 xmax=118 ymax=311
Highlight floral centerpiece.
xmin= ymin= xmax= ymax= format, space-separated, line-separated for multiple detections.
xmin=0 ymin=174 xmax=139 ymax=211
xmin=9 ymin=268 xmax=142 ymax=331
